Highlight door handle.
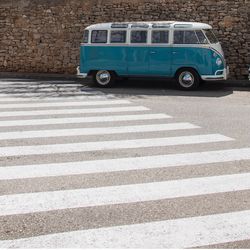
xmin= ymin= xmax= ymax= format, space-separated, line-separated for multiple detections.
xmin=150 ymin=51 xmax=156 ymax=54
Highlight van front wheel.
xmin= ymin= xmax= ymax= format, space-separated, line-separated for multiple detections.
xmin=176 ymin=69 xmax=200 ymax=90
xmin=93 ymin=70 xmax=115 ymax=88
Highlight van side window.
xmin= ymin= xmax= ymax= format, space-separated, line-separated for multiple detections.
xmin=152 ymin=30 xmax=169 ymax=44
xmin=174 ymin=31 xmax=185 ymax=44
xmin=91 ymin=30 xmax=108 ymax=43
xmin=196 ymin=30 xmax=208 ymax=44
xmin=83 ymin=30 xmax=89 ymax=43
xmin=111 ymin=30 xmax=127 ymax=43
xmin=131 ymin=30 xmax=147 ymax=43
xmin=174 ymin=30 xmax=199 ymax=44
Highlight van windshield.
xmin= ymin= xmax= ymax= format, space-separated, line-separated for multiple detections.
xmin=204 ymin=29 xmax=219 ymax=44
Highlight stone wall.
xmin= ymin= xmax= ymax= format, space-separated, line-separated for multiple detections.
xmin=0 ymin=0 xmax=249 ymax=79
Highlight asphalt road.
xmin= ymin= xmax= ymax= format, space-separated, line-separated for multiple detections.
xmin=0 ymin=77 xmax=250 ymax=248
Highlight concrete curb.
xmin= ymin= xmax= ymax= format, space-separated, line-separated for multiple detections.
xmin=0 ymin=72 xmax=249 ymax=87
xmin=0 ymin=72 xmax=78 ymax=80
xmin=223 ymin=80 xmax=250 ymax=88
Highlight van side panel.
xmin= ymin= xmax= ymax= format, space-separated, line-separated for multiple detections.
xmin=127 ymin=47 xmax=149 ymax=75
xmin=80 ymin=45 xmax=219 ymax=78
xmin=171 ymin=47 xmax=213 ymax=76
xmin=149 ymin=47 xmax=172 ymax=76
xmin=80 ymin=46 xmax=86 ymax=74
xmin=80 ymin=45 xmax=128 ymax=75
xmin=81 ymin=45 xmax=172 ymax=77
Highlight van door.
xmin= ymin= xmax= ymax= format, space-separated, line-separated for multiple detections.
xmin=127 ymin=30 xmax=149 ymax=76
xmin=149 ymin=30 xmax=172 ymax=76
xmin=172 ymin=30 xmax=211 ymax=76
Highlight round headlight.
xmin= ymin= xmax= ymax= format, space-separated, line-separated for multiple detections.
xmin=216 ymin=58 xmax=222 ymax=66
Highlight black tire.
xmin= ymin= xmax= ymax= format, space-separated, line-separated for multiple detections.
xmin=93 ymin=70 xmax=116 ymax=88
xmin=175 ymin=68 xmax=200 ymax=90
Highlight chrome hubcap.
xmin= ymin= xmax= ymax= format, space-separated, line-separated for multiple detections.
xmin=179 ymin=72 xmax=195 ymax=88
xmin=96 ymin=70 xmax=111 ymax=85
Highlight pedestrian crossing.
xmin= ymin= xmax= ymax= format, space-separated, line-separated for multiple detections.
xmin=0 ymin=134 xmax=233 ymax=157
xmin=1 ymin=210 xmax=249 ymax=248
xmin=0 ymin=99 xmax=131 ymax=109
xmin=0 ymin=105 xmax=149 ymax=117
xmin=1 ymin=172 xmax=250 ymax=216
xmin=0 ymin=123 xmax=199 ymax=140
xmin=0 ymin=113 xmax=171 ymax=127
xmin=1 ymin=147 xmax=250 ymax=181
xmin=0 ymin=79 xmax=249 ymax=248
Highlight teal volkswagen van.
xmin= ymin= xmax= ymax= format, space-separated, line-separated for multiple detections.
xmin=77 ymin=21 xmax=229 ymax=90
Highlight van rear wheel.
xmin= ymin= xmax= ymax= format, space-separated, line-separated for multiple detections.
xmin=176 ymin=69 xmax=200 ymax=90
xmin=93 ymin=70 xmax=115 ymax=88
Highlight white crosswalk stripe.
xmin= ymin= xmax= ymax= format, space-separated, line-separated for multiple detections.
xmin=0 ymin=105 xmax=149 ymax=117
xmin=0 ymin=80 xmax=249 ymax=248
xmin=0 ymin=113 xmax=171 ymax=127
xmin=0 ymin=134 xmax=233 ymax=157
xmin=0 ymin=172 xmax=250 ymax=216
xmin=1 ymin=210 xmax=249 ymax=248
xmin=0 ymin=99 xmax=131 ymax=109
xmin=0 ymin=123 xmax=199 ymax=140
xmin=0 ymin=147 xmax=249 ymax=180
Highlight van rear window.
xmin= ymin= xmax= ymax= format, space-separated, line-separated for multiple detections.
xmin=91 ymin=30 xmax=108 ymax=43
xmin=83 ymin=30 xmax=89 ymax=43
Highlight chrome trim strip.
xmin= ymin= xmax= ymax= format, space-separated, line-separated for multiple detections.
xmin=80 ymin=43 xmax=209 ymax=48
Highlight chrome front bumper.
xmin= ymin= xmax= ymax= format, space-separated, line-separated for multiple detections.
xmin=76 ymin=66 xmax=88 ymax=78
xmin=201 ymin=66 xmax=229 ymax=81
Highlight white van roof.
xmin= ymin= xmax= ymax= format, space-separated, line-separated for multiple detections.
xmin=86 ymin=21 xmax=212 ymax=30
